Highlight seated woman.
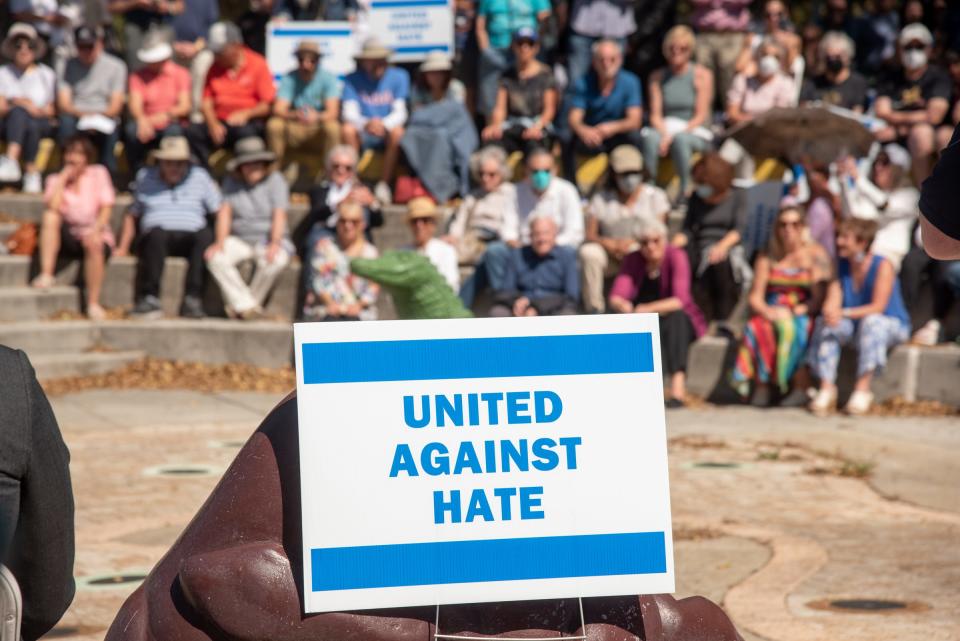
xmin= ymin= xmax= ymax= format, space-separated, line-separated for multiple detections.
xmin=32 ymin=135 xmax=115 ymax=320
xmin=609 ymin=218 xmax=706 ymax=408
xmin=410 ymin=51 xmax=467 ymax=111
xmin=672 ymin=153 xmax=750 ymax=324
xmin=579 ymin=145 xmax=671 ymax=313
xmin=640 ymin=25 xmax=713 ymax=204
xmin=480 ymin=27 xmax=557 ymax=154
xmin=732 ymin=205 xmax=831 ymax=407
xmin=838 ymin=146 xmax=918 ymax=272
xmin=807 ymin=219 xmax=911 ymax=416
xmin=304 ymin=201 xmax=380 ymax=321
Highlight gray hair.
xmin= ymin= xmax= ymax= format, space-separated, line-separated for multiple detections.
xmin=326 ymin=144 xmax=358 ymax=170
xmin=756 ymin=36 xmax=787 ymax=62
xmin=634 ymin=217 xmax=667 ymax=240
xmin=818 ymin=30 xmax=855 ymax=62
xmin=470 ymin=145 xmax=511 ymax=182
xmin=524 ymin=146 xmax=554 ymax=166
xmin=591 ymin=37 xmax=623 ymax=58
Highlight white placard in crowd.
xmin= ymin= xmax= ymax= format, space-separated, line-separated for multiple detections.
xmin=294 ymin=315 xmax=675 ymax=613
xmin=367 ymin=0 xmax=454 ymax=62
xmin=266 ymin=21 xmax=356 ymax=81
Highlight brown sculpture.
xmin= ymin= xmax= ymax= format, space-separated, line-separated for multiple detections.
xmin=105 ymin=395 xmax=743 ymax=641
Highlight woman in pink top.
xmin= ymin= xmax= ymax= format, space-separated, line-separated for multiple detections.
xmin=32 ymin=135 xmax=116 ymax=320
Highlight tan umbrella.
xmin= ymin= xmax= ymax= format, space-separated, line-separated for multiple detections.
xmin=727 ymin=106 xmax=875 ymax=164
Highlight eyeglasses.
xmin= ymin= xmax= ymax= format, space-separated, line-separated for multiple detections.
xmin=479 ymin=170 xmax=500 ymax=178
xmin=330 ymin=162 xmax=354 ymax=171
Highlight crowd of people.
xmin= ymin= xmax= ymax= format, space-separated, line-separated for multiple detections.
xmin=0 ymin=1 xmax=959 ymax=416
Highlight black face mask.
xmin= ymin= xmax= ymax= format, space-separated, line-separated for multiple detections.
xmin=825 ymin=56 xmax=845 ymax=73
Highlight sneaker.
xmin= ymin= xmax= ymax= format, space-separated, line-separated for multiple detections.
xmin=844 ymin=390 xmax=874 ymax=416
xmin=179 ymin=295 xmax=205 ymax=319
xmin=750 ymin=385 xmax=772 ymax=408
xmin=130 ymin=295 xmax=163 ymax=319
xmin=808 ymin=387 xmax=837 ymax=416
xmin=779 ymin=387 xmax=809 ymax=408
xmin=912 ymin=319 xmax=941 ymax=346
xmin=665 ymin=398 xmax=686 ymax=409
xmin=0 ymin=156 xmax=22 ymax=182
xmin=21 ymin=170 xmax=42 ymax=194
xmin=30 ymin=273 xmax=55 ymax=289
xmin=374 ymin=180 xmax=393 ymax=205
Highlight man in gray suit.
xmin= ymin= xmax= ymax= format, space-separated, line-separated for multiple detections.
xmin=0 ymin=346 xmax=75 ymax=641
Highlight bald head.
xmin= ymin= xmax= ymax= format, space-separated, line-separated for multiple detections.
xmin=529 ymin=216 xmax=558 ymax=256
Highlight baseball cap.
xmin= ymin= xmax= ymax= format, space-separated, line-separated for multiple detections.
xmin=74 ymin=25 xmax=104 ymax=46
xmin=207 ymin=21 xmax=242 ymax=54
xmin=899 ymin=23 xmax=933 ymax=47
xmin=513 ymin=26 xmax=539 ymax=43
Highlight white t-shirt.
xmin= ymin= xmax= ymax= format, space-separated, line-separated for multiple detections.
xmin=0 ymin=63 xmax=56 ymax=109
xmin=406 ymin=237 xmax=460 ymax=292
xmin=515 ymin=177 xmax=585 ymax=247
xmin=841 ymin=177 xmax=918 ymax=271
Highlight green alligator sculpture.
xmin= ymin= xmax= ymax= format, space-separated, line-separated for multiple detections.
xmin=351 ymin=250 xmax=473 ymax=319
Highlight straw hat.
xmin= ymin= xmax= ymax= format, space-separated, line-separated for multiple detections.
xmin=226 ymin=137 xmax=276 ymax=171
xmin=419 ymin=51 xmax=452 ymax=73
xmin=609 ymin=145 xmax=643 ymax=173
xmin=150 ymin=136 xmax=191 ymax=162
xmin=406 ymin=197 xmax=439 ymax=221
xmin=355 ymin=37 xmax=391 ymax=60
xmin=2 ymin=23 xmax=47 ymax=60
xmin=294 ymin=40 xmax=321 ymax=57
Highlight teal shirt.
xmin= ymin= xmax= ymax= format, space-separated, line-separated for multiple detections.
xmin=478 ymin=0 xmax=550 ymax=49
xmin=277 ymin=68 xmax=341 ymax=111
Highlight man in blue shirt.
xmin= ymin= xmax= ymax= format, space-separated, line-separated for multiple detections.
xmin=266 ymin=41 xmax=341 ymax=182
xmin=491 ymin=216 xmax=580 ymax=316
xmin=116 ymin=135 xmax=225 ymax=319
xmin=341 ymin=38 xmax=410 ymax=204
xmin=562 ymin=38 xmax=643 ymax=181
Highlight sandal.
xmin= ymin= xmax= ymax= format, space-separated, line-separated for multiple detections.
xmin=31 ymin=273 xmax=55 ymax=289
xmin=87 ymin=303 xmax=106 ymax=321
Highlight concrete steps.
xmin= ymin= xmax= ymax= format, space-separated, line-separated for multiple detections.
xmin=0 ymin=286 xmax=80 ymax=321
xmin=0 ymin=320 xmax=99 ymax=355
xmin=30 ymin=349 xmax=146 ymax=379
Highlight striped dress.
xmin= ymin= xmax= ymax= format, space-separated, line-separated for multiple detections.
xmin=732 ymin=264 xmax=814 ymax=396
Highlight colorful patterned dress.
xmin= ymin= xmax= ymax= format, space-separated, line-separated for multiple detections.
xmin=304 ymin=238 xmax=380 ymax=320
xmin=732 ymin=264 xmax=814 ymax=396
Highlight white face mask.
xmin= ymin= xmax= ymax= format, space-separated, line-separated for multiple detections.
xmin=758 ymin=55 xmax=781 ymax=77
xmin=901 ymin=49 xmax=927 ymax=70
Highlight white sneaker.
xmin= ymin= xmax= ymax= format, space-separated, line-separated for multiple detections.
xmin=22 ymin=170 xmax=42 ymax=194
xmin=374 ymin=180 xmax=392 ymax=205
xmin=808 ymin=387 xmax=837 ymax=416
xmin=912 ymin=319 xmax=941 ymax=346
xmin=844 ymin=390 xmax=874 ymax=416
xmin=0 ymin=156 xmax=22 ymax=182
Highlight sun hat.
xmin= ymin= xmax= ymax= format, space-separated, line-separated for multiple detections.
xmin=419 ymin=51 xmax=452 ymax=73
xmin=226 ymin=137 xmax=276 ymax=171
xmin=137 ymin=34 xmax=173 ymax=64
xmin=1 ymin=23 xmax=47 ymax=60
xmin=294 ymin=40 xmax=321 ymax=58
xmin=877 ymin=143 xmax=911 ymax=171
xmin=406 ymin=196 xmax=440 ymax=221
xmin=609 ymin=145 xmax=643 ymax=173
xmin=207 ymin=21 xmax=242 ymax=54
xmin=150 ymin=136 xmax=191 ymax=162
xmin=354 ymin=37 xmax=391 ymax=60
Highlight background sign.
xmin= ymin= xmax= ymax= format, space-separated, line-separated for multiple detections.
xmin=367 ymin=0 xmax=454 ymax=61
xmin=294 ymin=315 xmax=675 ymax=613
xmin=266 ymin=21 xmax=356 ymax=81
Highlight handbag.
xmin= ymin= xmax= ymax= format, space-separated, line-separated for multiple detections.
xmin=5 ymin=223 xmax=37 ymax=256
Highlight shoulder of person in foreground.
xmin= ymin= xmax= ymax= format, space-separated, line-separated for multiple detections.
xmin=919 ymin=123 xmax=960 ymax=259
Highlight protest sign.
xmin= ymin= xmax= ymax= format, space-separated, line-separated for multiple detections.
xmin=367 ymin=0 xmax=454 ymax=61
xmin=294 ymin=315 xmax=674 ymax=613
xmin=266 ymin=21 xmax=356 ymax=80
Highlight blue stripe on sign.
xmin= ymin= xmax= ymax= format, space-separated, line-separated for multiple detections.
xmin=301 ymin=333 xmax=654 ymax=384
xmin=272 ymin=28 xmax=353 ymax=36
xmin=312 ymin=532 xmax=666 ymax=591
xmin=372 ymin=0 xmax=450 ymax=7
xmin=393 ymin=44 xmax=451 ymax=53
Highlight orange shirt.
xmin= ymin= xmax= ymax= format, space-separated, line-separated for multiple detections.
xmin=202 ymin=47 xmax=276 ymax=121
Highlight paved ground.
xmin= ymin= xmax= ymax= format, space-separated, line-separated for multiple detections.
xmin=40 ymin=390 xmax=959 ymax=641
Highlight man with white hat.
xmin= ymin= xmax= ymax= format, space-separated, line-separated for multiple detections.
xmin=875 ymin=22 xmax=952 ymax=184
xmin=126 ymin=32 xmax=192 ymax=172
xmin=341 ymin=37 xmax=410 ymax=204
xmin=266 ymin=40 xmax=341 ymax=183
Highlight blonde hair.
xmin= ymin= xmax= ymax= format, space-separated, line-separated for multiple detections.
xmin=767 ymin=205 xmax=811 ymax=260
xmin=337 ymin=199 xmax=365 ymax=221
xmin=662 ymin=25 xmax=696 ymax=57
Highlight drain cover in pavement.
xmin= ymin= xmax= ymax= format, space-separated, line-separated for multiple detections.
xmin=692 ymin=461 xmax=741 ymax=469
xmin=144 ymin=464 xmax=221 ymax=477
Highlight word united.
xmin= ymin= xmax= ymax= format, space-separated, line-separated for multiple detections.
xmin=389 ymin=391 xmax=581 ymax=524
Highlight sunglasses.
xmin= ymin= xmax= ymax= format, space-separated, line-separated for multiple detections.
xmin=479 ymin=170 xmax=500 ymax=177
xmin=14 ymin=39 xmax=32 ymax=51
xmin=667 ymin=45 xmax=690 ymax=53
xmin=297 ymin=54 xmax=319 ymax=63
xmin=330 ymin=162 xmax=354 ymax=171
xmin=904 ymin=42 xmax=927 ymax=51
xmin=338 ymin=218 xmax=362 ymax=226
xmin=410 ymin=217 xmax=435 ymax=226
xmin=874 ymin=156 xmax=891 ymax=167
xmin=514 ymin=39 xmax=536 ymax=48
xmin=639 ymin=237 xmax=662 ymax=246
xmin=778 ymin=219 xmax=803 ymax=228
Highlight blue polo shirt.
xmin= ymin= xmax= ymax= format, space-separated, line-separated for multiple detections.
xmin=502 ymin=244 xmax=579 ymax=301
xmin=277 ymin=68 xmax=341 ymax=110
xmin=569 ymin=69 xmax=642 ymax=126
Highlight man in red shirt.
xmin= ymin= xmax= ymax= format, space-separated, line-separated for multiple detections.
xmin=187 ymin=21 xmax=276 ymax=163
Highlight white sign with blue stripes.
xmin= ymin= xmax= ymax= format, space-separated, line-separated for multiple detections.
xmin=368 ymin=0 xmax=454 ymax=62
xmin=266 ymin=22 xmax=356 ymax=82
xmin=294 ymin=315 xmax=674 ymax=612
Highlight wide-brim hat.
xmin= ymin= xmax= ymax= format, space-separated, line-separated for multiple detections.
xmin=226 ymin=136 xmax=276 ymax=171
xmin=138 ymin=40 xmax=173 ymax=64
xmin=2 ymin=23 xmax=47 ymax=60
xmin=406 ymin=196 xmax=439 ymax=221
xmin=609 ymin=144 xmax=643 ymax=173
xmin=150 ymin=135 xmax=191 ymax=162
xmin=294 ymin=40 xmax=322 ymax=57
xmin=355 ymin=37 xmax=391 ymax=60
xmin=419 ymin=51 xmax=452 ymax=73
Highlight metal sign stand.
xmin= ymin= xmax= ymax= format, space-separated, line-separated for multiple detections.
xmin=434 ymin=598 xmax=587 ymax=641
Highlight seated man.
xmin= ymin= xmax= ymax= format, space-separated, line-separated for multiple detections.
xmin=491 ymin=216 xmax=579 ymax=316
xmin=266 ymin=40 xmax=341 ymax=182
xmin=404 ymin=196 xmax=459 ymax=292
xmin=117 ymin=135 xmax=224 ymax=319
xmin=206 ymin=137 xmax=292 ymax=320
xmin=515 ymin=147 xmax=585 ymax=247
xmin=563 ymin=38 xmax=643 ymax=181
xmin=875 ymin=23 xmax=951 ymax=184
xmin=341 ymin=38 xmax=410 ymax=204
xmin=126 ymin=33 xmax=192 ymax=172
xmin=56 ymin=25 xmax=126 ymax=178
xmin=188 ymin=21 xmax=276 ymax=163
